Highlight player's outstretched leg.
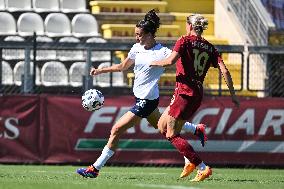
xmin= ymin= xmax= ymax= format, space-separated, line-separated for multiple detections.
xmin=190 ymin=166 xmax=212 ymax=182
xmin=194 ymin=124 xmax=208 ymax=147
xmin=77 ymin=165 xmax=99 ymax=178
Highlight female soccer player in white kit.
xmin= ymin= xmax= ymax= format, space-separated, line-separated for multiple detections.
xmin=77 ymin=10 xmax=207 ymax=178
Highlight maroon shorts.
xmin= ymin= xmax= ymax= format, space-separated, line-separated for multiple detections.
xmin=168 ymin=90 xmax=202 ymax=120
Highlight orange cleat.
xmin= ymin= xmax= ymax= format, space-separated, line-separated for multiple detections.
xmin=180 ymin=162 xmax=196 ymax=178
xmin=190 ymin=166 xmax=212 ymax=182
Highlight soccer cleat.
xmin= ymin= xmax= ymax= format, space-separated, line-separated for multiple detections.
xmin=77 ymin=165 xmax=99 ymax=178
xmin=180 ymin=162 xmax=196 ymax=178
xmin=195 ymin=124 xmax=208 ymax=147
xmin=190 ymin=166 xmax=212 ymax=182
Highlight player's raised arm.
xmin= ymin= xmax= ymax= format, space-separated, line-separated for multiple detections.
xmin=150 ymin=51 xmax=180 ymax=67
xmin=90 ymin=57 xmax=134 ymax=76
xmin=217 ymin=60 xmax=240 ymax=107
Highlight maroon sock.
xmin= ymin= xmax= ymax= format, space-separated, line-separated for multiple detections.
xmin=168 ymin=135 xmax=202 ymax=166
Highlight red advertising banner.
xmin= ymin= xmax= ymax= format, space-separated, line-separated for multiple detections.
xmin=0 ymin=95 xmax=283 ymax=166
xmin=43 ymin=95 xmax=284 ymax=166
xmin=0 ymin=95 xmax=41 ymax=163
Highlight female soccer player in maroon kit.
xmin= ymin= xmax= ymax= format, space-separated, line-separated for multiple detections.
xmin=151 ymin=14 xmax=240 ymax=181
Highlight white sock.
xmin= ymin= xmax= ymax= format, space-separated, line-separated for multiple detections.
xmin=196 ymin=161 xmax=207 ymax=171
xmin=182 ymin=122 xmax=197 ymax=134
xmin=184 ymin=156 xmax=190 ymax=164
xmin=93 ymin=146 xmax=114 ymax=170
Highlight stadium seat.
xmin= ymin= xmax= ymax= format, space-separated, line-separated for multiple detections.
xmin=0 ymin=0 xmax=5 ymax=10
xmin=44 ymin=13 xmax=71 ymax=37
xmin=41 ymin=61 xmax=68 ymax=86
xmin=33 ymin=0 xmax=60 ymax=12
xmin=95 ymin=62 xmax=125 ymax=87
xmin=5 ymin=0 xmax=32 ymax=12
xmin=1 ymin=61 xmax=13 ymax=85
xmin=57 ymin=37 xmax=84 ymax=61
xmin=69 ymin=62 xmax=85 ymax=87
xmin=0 ymin=12 xmax=16 ymax=36
xmin=17 ymin=13 xmax=44 ymax=36
xmin=71 ymin=13 xmax=100 ymax=37
xmin=85 ymin=37 xmax=111 ymax=61
xmin=31 ymin=36 xmax=57 ymax=60
xmin=85 ymin=37 xmax=111 ymax=62
xmin=60 ymin=0 xmax=88 ymax=13
xmin=13 ymin=61 xmax=41 ymax=86
xmin=85 ymin=37 xmax=107 ymax=43
xmin=2 ymin=36 xmax=25 ymax=60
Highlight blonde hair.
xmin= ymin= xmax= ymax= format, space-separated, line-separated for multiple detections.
xmin=186 ymin=14 xmax=208 ymax=35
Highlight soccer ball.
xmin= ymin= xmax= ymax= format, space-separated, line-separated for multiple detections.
xmin=82 ymin=89 xmax=104 ymax=111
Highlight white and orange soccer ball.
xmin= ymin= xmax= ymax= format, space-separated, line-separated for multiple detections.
xmin=81 ymin=89 xmax=104 ymax=111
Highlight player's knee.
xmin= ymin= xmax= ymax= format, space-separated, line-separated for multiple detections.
xmin=110 ymin=126 xmax=122 ymax=137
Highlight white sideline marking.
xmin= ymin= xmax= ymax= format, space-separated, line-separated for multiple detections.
xmin=136 ymin=184 xmax=199 ymax=189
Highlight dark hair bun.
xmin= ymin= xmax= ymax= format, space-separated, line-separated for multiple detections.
xmin=144 ymin=9 xmax=160 ymax=30
xmin=136 ymin=9 xmax=160 ymax=35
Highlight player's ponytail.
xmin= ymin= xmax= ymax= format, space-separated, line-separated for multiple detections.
xmin=136 ymin=9 xmax=160 ymax=35
xmin=187 ymin=14 xmax=208 ymax=35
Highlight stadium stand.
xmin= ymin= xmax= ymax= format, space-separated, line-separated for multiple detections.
xmin=13 ymin=61 xmax=41 ymax=86
xmin=60 ymin=0 xmax=88 ymax=13
xmin=0 ymin=0 xmax=281 ymax=97
xmin=84 ymin=37 xmax=111 ymax=62
xmin=88 ymin=0 xmax=235 ymax=94
xmin=261 ymin=0 xmax=284 ymax=30
xmin=85 ymin=37 xmax=107 ymax=43
xmin=17 ymin=12 xmax=45 ymax=36
xmin=44 ymin=13 xmax=72 ymax=37
xmin=89 ymin=1 xmax=167 ymax=13
xmin=1 ymin=61 xmax=13 ymax=85
xmin=33 ymin=0 xmax=60 ymax=13
xmin=101 ymin=23 xmax=180 ymax=38
xmin=41 ymin=61 xmax=68 ymax=86
xmin=96 ymin=62 xmax=125 ymax=87
xmin=69 ymin=61 xmax=85 ymax=87
xmin=57 ymin=36 xmax=84 ymax=61
xmin=71 ymin=13 xmax=100 ymax=38
xmin=3 ymin=36 xmax=25 ymax=60
xmin=5 ymin=0 xmax=32 ymax=12
xmin=31 ymin=36 xmax=57 ymax=60
xmin=0 ymin=0 xmax=5 ymax=10
xmin=0 ymin=12 xmax=17 ymax=36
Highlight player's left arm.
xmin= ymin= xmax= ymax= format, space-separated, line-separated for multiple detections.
xmin=150 ymin=51 xmax=180 ymax=67
xmin=217 ymin=60 xmax=240 ymax=107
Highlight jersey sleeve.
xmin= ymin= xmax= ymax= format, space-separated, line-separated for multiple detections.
xmin=127 ymin=44 xmax=138 ymax=60
xmin=173 ymin=37 xmax=185 ymax=55
xmin=211 ymin=46 xmax=223 ymax=68
xmin=163 ymin=47 xmax=172 ymax=58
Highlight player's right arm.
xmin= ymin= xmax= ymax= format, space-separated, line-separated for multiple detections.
xmin=217 ymin=60 xmax=240 ymax=107
xmin=90 ymin=57 xmax=134 ymax=76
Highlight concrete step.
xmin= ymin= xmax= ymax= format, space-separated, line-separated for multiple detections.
xmin=90 ymin=0 xmax=167 ymax=13
xmin=170 ymin=12 xmax=215 ymax=36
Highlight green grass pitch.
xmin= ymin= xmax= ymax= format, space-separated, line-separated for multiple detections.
xmin=0 ymin=165 xmax=283 ymax=189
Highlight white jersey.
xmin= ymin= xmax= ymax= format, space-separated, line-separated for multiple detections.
xmin=128 ymin=43 xmax=171 ymax=100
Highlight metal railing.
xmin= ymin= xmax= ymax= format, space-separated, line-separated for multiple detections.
xmin=247 ymin=46 xmax=284 ymax=97
xmin=0 ymin=40 xmax=283 ymax=97
xmin=228 ymin=0 xmax=275 ymax=45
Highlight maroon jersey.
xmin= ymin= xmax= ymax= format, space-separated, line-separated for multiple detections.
xmin=173 ymin=35 xmax=222 ymax=96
